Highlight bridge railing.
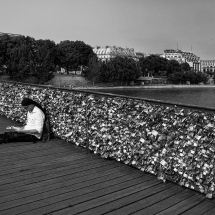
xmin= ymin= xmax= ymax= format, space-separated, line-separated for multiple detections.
xmin=1 ymin=80 xmax=215 ymax=198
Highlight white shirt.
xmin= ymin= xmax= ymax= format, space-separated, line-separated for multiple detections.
xmin=24 ymin=106 xmax=45 ymax=139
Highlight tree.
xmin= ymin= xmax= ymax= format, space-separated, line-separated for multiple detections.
xmin=85 ymin=54 xmax=101 ymax=85
xmin=71 ymin=41 xmax=94 ymax=71
xmin=98 ymin=61 xmax=113 ymax=83
xmin=98 ymin=56 xmax=141 ymax=85
xmin=116 ymin=57 xmax=141 ymax=84
xmin=0 ymin=35 xmax=31 ymax=71
xmin=195 ymin=72 xmax=208 ymax=84
xmin=167 ymin=60 xmax=182 ymax=75
xmin=139 ymin=55 xmax=169 ymax=77
xmin=3 ymin=36 xmax=55 ymax=83
xmin=181 ymin=62 xmax=191 ymax=72
xmin=56 ymin=40 xmax=94 ymax=74
xmin=7 ymin=39 xmax=36 ymax=80
xmin=0 ymin=34 xmax=11 ymax=70
xmin=168 ymin=71 xmax=184 ymax=84
xmin=168 ymin=70 xmax=209 ymax=84
xmin=33 ymin=46 xmax=55 ymax=83
xmin=56 ymin=40 xmax=73 ymax=74
xmin=35 ymin=39 xmax=57 ymax=66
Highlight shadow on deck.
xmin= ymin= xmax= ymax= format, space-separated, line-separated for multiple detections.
xmin=0 ymin=115 xmax=215 ymax=215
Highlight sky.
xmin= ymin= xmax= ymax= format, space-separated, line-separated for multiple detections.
xmin=1 ymin=0 xmax=215 ymax=60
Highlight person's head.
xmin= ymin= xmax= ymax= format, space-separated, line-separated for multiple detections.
xmin=21 ymin=98 xmax=35 ymax=112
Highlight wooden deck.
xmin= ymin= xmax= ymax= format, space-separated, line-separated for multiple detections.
xmin=0 ymin=115 xmax=215 ymax=215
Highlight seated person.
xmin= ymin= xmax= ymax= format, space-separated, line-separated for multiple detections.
xmin=0 ymin=98 xmax=45 ymax=144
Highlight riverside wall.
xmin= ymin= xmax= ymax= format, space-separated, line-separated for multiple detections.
xmin=1 ymin=81 xmax=215 ymax=198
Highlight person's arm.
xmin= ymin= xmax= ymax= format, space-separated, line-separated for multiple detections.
xmin=7 ymin=126 xmax=25 ymax=131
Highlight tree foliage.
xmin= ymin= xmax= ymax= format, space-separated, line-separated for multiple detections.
xmin=90 ymin=56 xmax=141 ymax=85
xmin=0 ymin=34 xmax=12 ymax=69
xmin=139 ymin=55 xmax=170 ymax=77
xmin=181 ymin=62 xmax=191 ymax=72
xmin=84 ymin=54 xmax=101 ymax=85
xmin=0 ymin=35 xmax=56 ymax=83
xmin=0 ymin=35 xmax=94 ymax=83
xmin=33 ymin=46 xmax=55 ymax=83
xmin=111 ymin=56 xmax=141 ymax=84
xmin=56 ymin=40 xmax=94 ymax=74
xmin=168 ymin=60 xmax=182 ymax=74
xmin=6 ymin=36 xmax=37 ymax=80
xmin=168 ymin=70 xmax=208 ymax=84
xmin=36 ymin=39 xmax=57 ymax=65
xmin=138 ymin=54 xmax=207 ymax=84
xmin=0 ymin=34 xmax=209 ymax=86
xmin=8 ymin=44 xmax=34 ymax=79
xmin=84 ymin=56 xmax=141 ymax=85
xmin=139 ymin=55 xmax=192 ymax=77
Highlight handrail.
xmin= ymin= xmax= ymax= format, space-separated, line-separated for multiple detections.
xmin=1 ymin=80 xmax=215 ymax=112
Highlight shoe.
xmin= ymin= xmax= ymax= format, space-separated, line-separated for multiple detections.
xmin=0 ymin=134 xmax=8 ymax=144
xmin=0 ymin=137 xmax=6 ymax=144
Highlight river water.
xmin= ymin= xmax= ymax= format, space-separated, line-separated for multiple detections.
xmin=87 ymin=87 xmax=215 ymax=109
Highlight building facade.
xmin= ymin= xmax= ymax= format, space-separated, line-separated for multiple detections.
xmin=200 ymin=60 xmax=215 ymax=73
xmin=93 ymin=46 xmax=143 ymax=61
xmin=161 ymin=49 xmax=200 ymax=72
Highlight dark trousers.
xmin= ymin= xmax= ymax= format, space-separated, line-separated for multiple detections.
xmin=0 ymin=131 xmax=40 ymax=143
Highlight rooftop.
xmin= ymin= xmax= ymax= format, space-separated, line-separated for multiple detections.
xmin=0 ymin=32 xmax=23 ymax=37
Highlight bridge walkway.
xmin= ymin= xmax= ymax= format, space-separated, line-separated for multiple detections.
xmin=0 ymin=115 xmax=215 ymax=215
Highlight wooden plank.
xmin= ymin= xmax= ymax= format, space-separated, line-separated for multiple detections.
xmin=124 ymin=190 xmax=195 ymax=215
xmin=180 ymin=200 xmax=215 ymax=215
xmin=0 ymin=173 xmax=156 ymax=215
xmin=50 ymin=180 xmax=171 ymax=215
xmin=154 ymin=193 xmax=205 ymax=215
xmin=0 ymin=138 xmax=82 ymax=154
xmin=0 ymin=146 xmax=104 ymax=171
xmin=117 ymin=192 xmax=204 ymax=215
xmin=0 ymin=139 xmax=71 ymax=153
xmin=0 ymin=153 xmax=89 ymax=177
xmin=0 ymin=168 xmax=145 ymax=211
xmin=0 ymin=140 xmax=76 ymax=158
xmin=0 ymin=166 xmax=140 ymax=205
xmin=0 ymin=139 xmax=65 ymax=153
xmin=0 ymin=143 xmax=88 ymax=163
xmin=0 ymin=143 xmax=81 ymax=159
xmin=0 ymin=161 xmax=144 ymax=198
xmin=0 ymin=158 xmax=122 ymax=187
xmin=0 ymin=144 xmax=77 ymax=162
xmin=200 ymin=205 xmax=215 ymax=215
xmin=79 ymin=182 xmax=185 ymax=215
xmin=0 ymin=163 xmax=128 ymax=198
xmin=0 ymin=153 xmax=104 ymax=179
xmin=0 ymin=154 xmax=76 ymax=171
xmin=0 ymin=155 xmax=88 ymax=178
xmin=0 ymin=156 xmax=106 ymax=182
xmin=0 ymin=159 xmax=117 ymax=193
xmin=0 ymin=142 xmax=97 ymax=169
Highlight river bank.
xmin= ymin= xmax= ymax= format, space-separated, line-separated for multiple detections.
xmin=73 ymin=84 xmax=215 ymax=90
